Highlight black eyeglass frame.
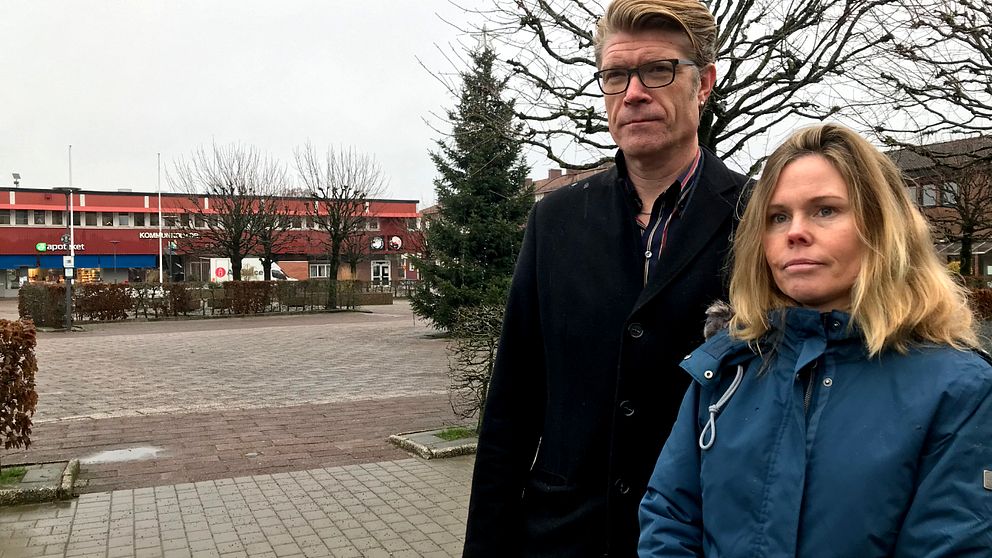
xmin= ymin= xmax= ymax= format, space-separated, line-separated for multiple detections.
xmin=593 ymin=58 xmax=698 ymax=95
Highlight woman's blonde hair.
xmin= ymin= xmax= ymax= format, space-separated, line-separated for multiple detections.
xmin=593 ymin=0 xmax=717 ymax=68
xmin=729 ymin=124 xmax=979 ymax=355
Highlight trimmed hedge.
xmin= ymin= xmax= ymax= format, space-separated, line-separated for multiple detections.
xmin=224 ymin=281 xmax=274 ymax=314
xmin=75 ymin=283 xmax=133 ymax=321
xmin=17 ymin=283 xmax=65 ymax=328
xmin=17 ymin=279 xmax=391 ymax=324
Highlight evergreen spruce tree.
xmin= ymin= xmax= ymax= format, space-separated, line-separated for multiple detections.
xmin=411 ymin=43 xmax=532 ymax=331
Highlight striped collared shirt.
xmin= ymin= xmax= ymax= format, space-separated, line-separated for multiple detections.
xmin=629 ymin=149 xmax=704 ymax=285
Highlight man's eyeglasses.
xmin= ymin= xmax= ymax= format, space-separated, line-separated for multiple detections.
xmin=594 ymin=59 xmax=698 ymax=95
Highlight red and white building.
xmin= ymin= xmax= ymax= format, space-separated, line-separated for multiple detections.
xmin=0 ymin=187 xmax=422 ymax=297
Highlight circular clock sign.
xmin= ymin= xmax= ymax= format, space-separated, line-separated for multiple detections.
xmin=370 ymin=236 xmax=385 ymax=250
xmin=388 ymin=236 xmax=403 ymax=250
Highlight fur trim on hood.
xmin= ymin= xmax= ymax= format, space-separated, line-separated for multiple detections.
xmin=703 ymin=301 xmax=734 ymax=340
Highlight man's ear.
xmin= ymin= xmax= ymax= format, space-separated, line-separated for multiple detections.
xmin=698 ymin=63 xmax=717 ymax=106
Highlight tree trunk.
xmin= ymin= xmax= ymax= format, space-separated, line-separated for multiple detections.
xmin=961 ymin=234 xmax=974 ymax=276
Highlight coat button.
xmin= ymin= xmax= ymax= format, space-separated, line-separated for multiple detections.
xmin=614 ymin=478 xmax=630 ymax=495
xmin=619 ymin=400 xmax=635 ymax=417
xmin=628 ymin=323 xmax=644 ymax=338
xmin=644 ymin=250 xmax=653 ymax=259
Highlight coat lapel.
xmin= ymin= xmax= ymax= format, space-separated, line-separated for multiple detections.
xmin=633 ymin=154 xmax=743 ymax=313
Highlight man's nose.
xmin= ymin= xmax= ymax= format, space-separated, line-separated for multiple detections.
xmin=623 ymin=74 xmax=652 ymax=103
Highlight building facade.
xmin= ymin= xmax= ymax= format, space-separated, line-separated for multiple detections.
xmin=0 ymin=187 xmax=421 ymax=298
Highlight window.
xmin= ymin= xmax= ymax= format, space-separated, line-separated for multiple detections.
xmin=309 ymin=263 xmax=330 ymax=278
xmin=194 ymin=215 xmax=205 ymax=228
xmin=943 ymin=182 xmax=958 ymax=206
xmin=73 ymin=212 xmax=81 ymax=226
xmin=906 ymin=184 xmax=920 ymax=205
xmin=164 ymin=214 xmax=177 ymax=227
xmin=180 ymin=214 xmax=190 ymax=228
xmin=52 ymin=211 xmax=64 ymax=226
xmin=291 ymin=215 xmax=303 ymax=229
xmin=85 ymin=212 xmax=98 ymax=226
xmin=102 ymin=212 xmax=115 ymax=226
xmin=0 ymin=210 xmax=9 ymax=225
xmin=407 ymin=217 xmax=419 ymax=231
xmin=34 ymin=211 xmax=46 ymax=225
xmin=366 ymin=218 xmax=380 ymax=231
xmin=305 ymin=216 xmax=315 ymax=229
xmin=134 ymin=212 xmax=145 ymax=227
xmin=118 ymin=213 xmax=129 ymax=226
xmin=15 ymin=210 xmax=28 ymax=225
xmin=149 ymin=213 xmax=159 ymax=227
xmin=922 ymin=184 xmax=937 ymax=207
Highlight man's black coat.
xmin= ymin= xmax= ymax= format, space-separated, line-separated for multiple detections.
xmin=463 ymin=149 xmax=749 ymax=557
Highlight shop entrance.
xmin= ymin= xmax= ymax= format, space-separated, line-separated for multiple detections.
xmin=371 ymin=260 xmax=390 ymax=286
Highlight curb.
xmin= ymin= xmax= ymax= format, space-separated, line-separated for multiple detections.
xmin=0 ymin=459 xmax=79 ymax=506
xmin=388 ymin=430 xmax=477 ymax=460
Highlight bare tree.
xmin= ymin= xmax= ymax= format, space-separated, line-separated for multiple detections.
xmin=890 ymin=137 xmax=992 ymax=276
xmin=872 ymin=0 xmax=992 ymax=144
xmin=340 ymin=231 xmax=369 ymax=279
xmin=294 ymin=145 xmax=387 ymax=307
xmin=255 ymin=190 xmax=299 ymax=281
xmin=169 ymin=144 xmax=286 ymax=281
xmin=440 ymin=0 xmax=910 ymax=173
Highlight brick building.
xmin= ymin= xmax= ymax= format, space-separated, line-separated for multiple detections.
xmin=0 ymin=187 xmax=421 ymax=297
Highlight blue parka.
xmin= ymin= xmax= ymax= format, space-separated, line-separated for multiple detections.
xmin=638 ymin=307 xmax=992 ymax=557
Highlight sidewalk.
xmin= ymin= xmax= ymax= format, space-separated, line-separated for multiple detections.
xmin=0 ymin=456 xmax=475 ymax=558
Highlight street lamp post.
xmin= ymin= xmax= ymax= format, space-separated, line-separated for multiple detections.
xmin=109 ymin=240 xmax=120 ymax=282
xmin=53 ymin=186 xmax=81 ymax=331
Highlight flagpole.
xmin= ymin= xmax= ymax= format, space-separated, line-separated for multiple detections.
xmin=158 ymin=153 xmax=164 ymax=283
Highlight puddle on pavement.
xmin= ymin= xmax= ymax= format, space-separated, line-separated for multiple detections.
xmin=80 ymin=446 xmax=165 ymax=464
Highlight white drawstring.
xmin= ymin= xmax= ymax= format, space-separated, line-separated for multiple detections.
xmin=699 ymin=364 xmax=744 ymax=450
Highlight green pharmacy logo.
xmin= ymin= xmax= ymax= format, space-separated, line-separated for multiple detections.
xmin=35 ymin=242 xmax=47 ymax=252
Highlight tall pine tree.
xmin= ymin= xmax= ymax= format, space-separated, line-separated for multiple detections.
xmin=412 ymin=42 xmax=532 ymax=331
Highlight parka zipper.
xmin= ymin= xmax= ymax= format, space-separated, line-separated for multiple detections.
xmin=803 ymin=361 xmax=818 ymax=415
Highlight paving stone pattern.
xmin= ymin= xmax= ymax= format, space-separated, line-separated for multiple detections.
xmin=29 ymin=305 xmax=448 ymax=423
xmin=0 ymin=457 xmax=474 ymax=558
xmin=4 ymin=396 xmax=460 ymax=495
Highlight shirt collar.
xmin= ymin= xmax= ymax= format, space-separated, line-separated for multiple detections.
xmin=617 ymin=147 xmax=704 ymax=212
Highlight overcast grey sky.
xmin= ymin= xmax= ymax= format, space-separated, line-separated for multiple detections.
xmin=0 ymin=0 xmax=522 ymax=206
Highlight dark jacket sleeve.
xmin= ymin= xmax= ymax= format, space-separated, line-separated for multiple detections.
xmin=893 ymin=357 xmax=992 ymax=557
xmin=462 ymin=205 xmax=547 ymax=556
xmin=638 ymin=382 xmax=704 ymax=558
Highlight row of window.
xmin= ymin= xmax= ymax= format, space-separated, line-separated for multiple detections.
xmin=0 ymin=209 xmax=159 ymax=227
xmin=0 ymin=210 xmax=420 ymax=231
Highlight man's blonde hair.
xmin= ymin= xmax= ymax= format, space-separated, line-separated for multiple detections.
xmin=594 ymin=0 xmax=717 ymax=67
xmin=729 ymin=124 xmax=979 ymax=356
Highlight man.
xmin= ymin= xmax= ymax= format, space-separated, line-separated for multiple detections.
xmin=462 ymin=0 xmax=750 ymax=556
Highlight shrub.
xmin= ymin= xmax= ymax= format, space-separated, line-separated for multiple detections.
xmin=224 ymin=281 xmax=274 ymax=314
xmin=446 ymin=304 xmax=504 ymax=432
xmin=164 ymin=283 xmax=198 ymax=316
xmin=74 ymin=283 xmax=132 ymax=321
xmin=0 ymin=319 xmax=38 ymax=468
xmin=17 ymin=283 xmax=65 ymax=328
xmin=970 ymin=288 xmax=992 ymax=321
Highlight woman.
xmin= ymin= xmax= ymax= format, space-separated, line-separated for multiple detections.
xmin=638 ymin=124 xmax=992 ymax=557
